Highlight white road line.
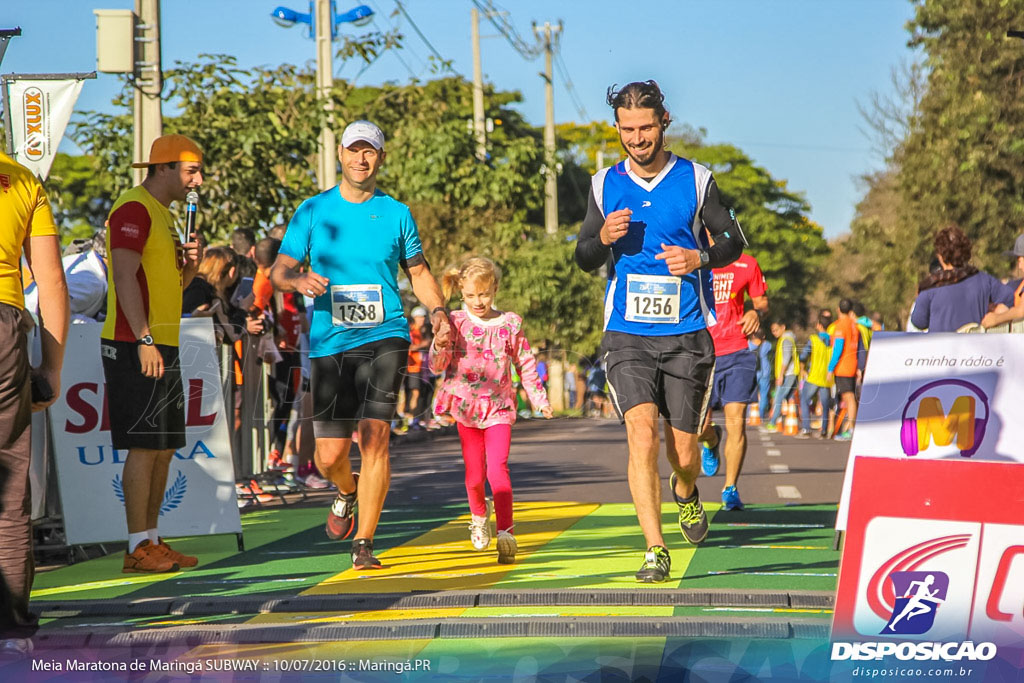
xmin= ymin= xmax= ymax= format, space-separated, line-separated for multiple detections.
xmin=775 ymin=485 xmax=802 ymax=499
xmin=766 ymin=448 xmax=782 ymax=457
xmin=769 ymin=463 xmax=790 ymax=474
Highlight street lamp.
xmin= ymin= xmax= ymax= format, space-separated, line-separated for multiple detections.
xmin=270 ymin=2 xmax=374 ymax=189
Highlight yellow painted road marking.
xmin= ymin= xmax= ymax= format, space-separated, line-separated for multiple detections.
xmin=305 ymin=501 xmax=599 ymax=594
xmin=247 ymin=605 xmax=676 ymax=625
xmin=247 ymin=608 xmax=467 ymax=624
xmin=31 ymin=574 xmax=175 ymax=598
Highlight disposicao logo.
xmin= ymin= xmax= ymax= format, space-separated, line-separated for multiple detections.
xmin=881 ymin=571 xmax=948 ymax=635
xmin=899 ymin=379 xmax=990 ymax=457
xmin=866 ymin=534 xmax=969 ymax=624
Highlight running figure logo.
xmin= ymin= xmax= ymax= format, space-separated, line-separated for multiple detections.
xmin=882 ymin=571 xmax=949 ymax=635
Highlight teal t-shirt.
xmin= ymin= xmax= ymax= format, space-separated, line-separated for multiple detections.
xmin=280 ymin=187 xmax=423 ymax=357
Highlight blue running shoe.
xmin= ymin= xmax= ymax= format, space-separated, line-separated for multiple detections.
xmin=701 ymin=424 xmax=722 ymax=477
xmin=722 ymin=485 xmax=744 ymax=511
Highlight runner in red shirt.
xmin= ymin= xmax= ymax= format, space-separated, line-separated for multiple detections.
xmin=699 ymin=252 xmax=768 ymax=511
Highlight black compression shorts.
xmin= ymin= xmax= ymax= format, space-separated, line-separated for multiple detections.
xmin=310 ymin=337 xmax=410 ymax=438
xmin=602 ymin=329 xmax=715 ymax=434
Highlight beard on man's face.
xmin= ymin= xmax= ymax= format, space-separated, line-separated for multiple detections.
xmin=621 ymin=129 xmax=664 ymax=167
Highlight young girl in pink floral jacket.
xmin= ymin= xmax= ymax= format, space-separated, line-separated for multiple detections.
xmin=429 ymin=257 xmax=551 ymax=564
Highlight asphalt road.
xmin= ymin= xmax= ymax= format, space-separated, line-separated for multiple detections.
xmin=385 ymin=416 xmax=852 ymax=508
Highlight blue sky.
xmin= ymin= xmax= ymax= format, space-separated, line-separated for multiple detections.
xmin=3 ymin=0 xmax=917 ymax=238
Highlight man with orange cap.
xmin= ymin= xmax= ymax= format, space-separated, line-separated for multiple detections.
xmin=100 ymin=134 xmax=205 ymax=574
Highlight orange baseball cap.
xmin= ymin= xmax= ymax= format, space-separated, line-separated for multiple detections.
xmin=131 ymin=134 xmax=204 ymax=168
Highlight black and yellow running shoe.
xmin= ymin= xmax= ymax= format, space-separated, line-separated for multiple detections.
xmin=635 ymin=545 xmax=671 ymax=583
xmin=669 ymin=472 xmax=709 ymax=545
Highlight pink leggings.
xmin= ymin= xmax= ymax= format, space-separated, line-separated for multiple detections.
xmin=456 ymin=423 xmax=513 ymax=533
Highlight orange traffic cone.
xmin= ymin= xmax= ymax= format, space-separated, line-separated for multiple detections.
xmin=748 ymin=402 xmax=761 ymax=426
xmin=783 ymin=400 xmax=800 ymax=436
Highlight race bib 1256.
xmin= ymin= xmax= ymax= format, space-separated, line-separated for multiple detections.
xmin=624 ymin=274 xmax=681 ymax=324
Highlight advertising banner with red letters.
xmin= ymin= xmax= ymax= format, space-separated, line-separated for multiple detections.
xmin=833 ymin=457 xmax=1024 ymax=663
xmin=48 ymin=318 xmax=242 ymax=545
xmin=2 ymin=75 xmax=86 ymax=180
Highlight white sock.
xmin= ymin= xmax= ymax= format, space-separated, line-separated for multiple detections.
xmin=128 ymin=532 xmax=148 ymax=553
xmin=147 ymin=528 xmax=159 ymax=545
xmin=288 ymin=453 xmax=300 ymax=471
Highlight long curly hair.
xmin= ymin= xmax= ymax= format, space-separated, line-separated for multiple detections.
xmin=934 ymin=225 xmax=973 ymax=268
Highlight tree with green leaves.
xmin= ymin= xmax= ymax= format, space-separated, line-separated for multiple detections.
xmin=822 ymin=1 xmax=1024 ymax=327
xmin=899 ymin=0 xmax=1024 ymax=275
xmin=669 ymin=139 xmax=829 ymax=326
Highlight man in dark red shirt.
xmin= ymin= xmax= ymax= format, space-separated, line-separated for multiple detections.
xmin=699 ymin=252 xmax=768 ymax=511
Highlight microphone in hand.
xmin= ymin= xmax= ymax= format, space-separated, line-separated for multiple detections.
xmin=185 ymin=190 xmax=199 ymax=240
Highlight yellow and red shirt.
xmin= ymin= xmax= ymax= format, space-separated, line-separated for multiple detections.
xmin=0 ymin=152 xmax=58 ymax=309
xmin=101 ymin=185 xmax=184 ymax=346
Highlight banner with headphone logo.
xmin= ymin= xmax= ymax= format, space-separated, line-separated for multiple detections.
xmin=837 ymin=332 xmax=1024 ymax=531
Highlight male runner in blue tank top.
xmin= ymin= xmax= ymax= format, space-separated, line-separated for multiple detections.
xmin=575 ymin=81 xmax=745 ymax=582
xmin=271 ymin=121 xmax=450 ymax=571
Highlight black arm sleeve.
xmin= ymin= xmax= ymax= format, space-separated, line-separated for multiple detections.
xmin=574 ymin=187 xmax=612 ymax=273
xmin=701 ymin=177 xmax=745 ymax=269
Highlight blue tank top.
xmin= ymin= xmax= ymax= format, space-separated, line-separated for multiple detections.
xmin=591 ymin=154 xmax=716 ymax=336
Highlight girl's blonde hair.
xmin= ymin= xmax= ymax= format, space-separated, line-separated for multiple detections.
xmin=440 ymin=256 xmax=501 ymax=303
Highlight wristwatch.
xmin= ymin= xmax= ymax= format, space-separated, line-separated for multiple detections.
xmin=698 ymin=250 xmax=710 ymax=268
xmin=431 ymin=306 xmax=449 ymax=316
xmin=137 ymin=334 xmax=155 ymax=346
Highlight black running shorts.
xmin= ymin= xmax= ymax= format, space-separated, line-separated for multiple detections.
xmin=835 ymin=375 xmax=857 ymax=396
xmin=310 ymin=337 xmax=410 ymax=438
xmin=100 ymin=340 xmax=186 ymax=451
xmin=602 ymin=329 xmax=715 ymax=434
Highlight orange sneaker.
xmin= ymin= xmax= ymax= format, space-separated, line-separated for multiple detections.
xmin=154 ymin=538 xmax=198 ymax=568
xmin=123 ymin=540 xmax=179 ymax=574
xmin=267 ymin=449 xmax=292 ymax=471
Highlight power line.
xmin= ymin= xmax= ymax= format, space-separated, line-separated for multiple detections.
xmin=470 ymin=0 xmax=543 ymax=60
xmin=392 ymin=0 xmax=452 ymax=70
xmin=554 ymin=50 xmax=587 ymax=121
xmin=365 ymin=0 xmax=429 ymax=73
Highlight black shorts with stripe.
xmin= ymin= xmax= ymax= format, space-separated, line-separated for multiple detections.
xmin=100 ymin=340 xmax=186 ymax=451
xmin=310 ymin=336 xmax=410 ymax=438
xmin=602 ymin=329 xmax=715 ymax=434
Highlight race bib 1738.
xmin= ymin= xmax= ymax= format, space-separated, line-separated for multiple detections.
xmin=331 ymin=284 xmax=384 ymax=328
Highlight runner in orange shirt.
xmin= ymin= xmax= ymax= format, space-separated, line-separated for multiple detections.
xmin=828 ymin=299 xmax=860 ymax=440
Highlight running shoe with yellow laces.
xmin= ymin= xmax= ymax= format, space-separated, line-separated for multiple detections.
xmin=635 ymin=545 xmax=671 ymax=583
xmin=669 ymin=472 xmax=709 ymax=544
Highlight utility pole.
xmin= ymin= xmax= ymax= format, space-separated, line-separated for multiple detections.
xmin=471 ymin=7 xmax=486 ymax=162
xmin=0 ymin=27 xmax=20 ymax=70
xmin=315 ymin=0 xmax=337 ymax=190
xmin=132 ymin=0 xmax=162 ymax=186
xmin=533 ymin=21 xmax=561 ymax=235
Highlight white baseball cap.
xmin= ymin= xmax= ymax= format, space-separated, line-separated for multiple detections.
xmin=410 ymin=306 xmax=428 ymax=318
xmin=341 ymin=120 xmax=385 ymax=150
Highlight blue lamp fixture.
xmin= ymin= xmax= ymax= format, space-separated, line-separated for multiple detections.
xmin=271 ymin=2 xmax=373 ymax=39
